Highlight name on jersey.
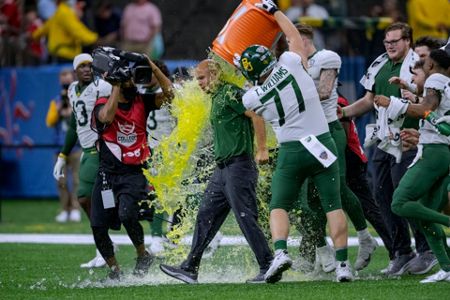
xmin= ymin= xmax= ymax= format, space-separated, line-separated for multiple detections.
xmin=256 ymin=67 xmax=289 ymax=96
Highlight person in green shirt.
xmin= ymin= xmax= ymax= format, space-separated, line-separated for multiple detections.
xmin=340 ymin=22 xmax=434 ymax=276
xmin=160 ymin=59 xmax=275 ymax=284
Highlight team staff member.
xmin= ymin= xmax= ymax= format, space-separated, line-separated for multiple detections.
xmin=240 ymin=0 xmax=352 ymax=283
xmin=92 ymin=56 xmax=173 ymax=280
xmin=160 ymin=59 xmax=275 ymax=284
xmin=53 ymin=53 xmax=112 ymax=268
xmin=340 ymin=22 xmax=431 ymax=276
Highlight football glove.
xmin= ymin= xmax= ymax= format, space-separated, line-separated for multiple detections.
xmin=53 ymin=154 xmax=66 ymax=180
xmin=255 ymin=0 xmax=279 ymax=14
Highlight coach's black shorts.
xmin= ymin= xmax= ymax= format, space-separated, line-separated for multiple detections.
xmin=91 ymin=170 xmax=147 ymax=230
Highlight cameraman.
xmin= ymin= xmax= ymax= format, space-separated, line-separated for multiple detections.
xmin=91 ymin=54 xmax=174 ymax=280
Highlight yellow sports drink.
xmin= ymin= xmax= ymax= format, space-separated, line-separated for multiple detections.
xmin=212 ymin=0 xmax=281 ymax=65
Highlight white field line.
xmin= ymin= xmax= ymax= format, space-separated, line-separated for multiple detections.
xmin=0 ymin=234 xmax=440 ymax=247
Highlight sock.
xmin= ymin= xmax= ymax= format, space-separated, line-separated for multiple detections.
xmin=274 ymin=239 xmax=287 ymax=251
xmin=357 ymin=228 xmax=371 ymax=241
xmin=335 ymin=247 xmax=348 ymax=261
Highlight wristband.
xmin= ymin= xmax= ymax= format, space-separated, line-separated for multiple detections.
xmin=342 ymin=109 xmax=347 ymax=118
xmin=58 ymin=153 xmax=67 ymax=159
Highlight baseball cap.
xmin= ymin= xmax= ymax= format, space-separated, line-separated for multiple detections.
xmin=73 ymin=53 xmax=93 ymax=70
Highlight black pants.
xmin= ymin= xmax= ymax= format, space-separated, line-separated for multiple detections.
xmin=346 ymin=149 xmax=395 ymax=259
xmin=372 ymin=147 xmax=430 ymax=256
xmin=91 ymin=170 xmax=147 ymax=259
xmin=181 ymin=156 xmax=273 ymax=273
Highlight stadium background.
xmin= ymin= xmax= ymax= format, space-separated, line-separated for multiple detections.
xmin=0 ymin=0 xmax=406 ymax=198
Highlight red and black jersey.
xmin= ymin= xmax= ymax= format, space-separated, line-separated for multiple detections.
xmin=93 ymin=93 xmax=157 ymax=173
xmin=338 ymin=96 xmax=368 ymax=163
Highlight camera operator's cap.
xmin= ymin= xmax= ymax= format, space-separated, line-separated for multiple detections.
xmin=73 ymin=53 xmax=93 ymax=70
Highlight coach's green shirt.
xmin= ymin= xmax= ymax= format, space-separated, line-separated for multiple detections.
xmin=210 ymin=83 xmax=254 ymax=163
xmin=374 ymin=59 xmax=419 ymax=130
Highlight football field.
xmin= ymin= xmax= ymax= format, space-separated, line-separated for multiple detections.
xmin=1 ymin=200 xmax=449 ymax=299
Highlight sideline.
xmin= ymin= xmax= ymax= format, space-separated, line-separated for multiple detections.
xmin=0 ymin=234 xmax=392 ymax=246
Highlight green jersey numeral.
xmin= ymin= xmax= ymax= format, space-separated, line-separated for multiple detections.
xmin=260 ymin=74 xmax=305 ymax=126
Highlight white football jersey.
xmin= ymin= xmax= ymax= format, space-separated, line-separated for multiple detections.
xmin=243 ymin=51 xmax=329 ymax=143
xmin=307 ymin=49 xmax=341 ymax=123
xmin=145 ymin=87 xmax=176 ymax=148
xmin=419 ymin=73 xmax=450 ymax=145
xmin=68 ymin=79 xmax=112 ymax=148
xmin=147 ymin=106 xmax=176 ymax=149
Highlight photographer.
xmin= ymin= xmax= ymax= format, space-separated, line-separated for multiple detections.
xmin=91 ymin=51 xmax=174 ymax=280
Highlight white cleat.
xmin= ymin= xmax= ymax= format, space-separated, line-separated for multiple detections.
xmin=335 ymin=260 xmax=354 ymax=282
xmin=203 ymin=232 xmax=223 ymax=258
xmin=69 ymin=209 xmax=81 ymax=222
xmin=80 ymin=250 xmax=106 ymax=268
xmin=316 ymin=245 xmax=336 ymax=273
xmin=264 ymin=249 xmax=292 ymax=283
xmin=380 ymin=260 xmax=394 ymax=274
xmin=420 ymin=269 xmax=450 ymax=283
xmin=355 ymin=236 xmax=378 ymax=271
xmin=55 ymin=211 xmax=69 ymax=223
xmin=80 ymin=245 xmax=118 ymax=268
xmin=149 ymin=236 xmax=166 ymax=256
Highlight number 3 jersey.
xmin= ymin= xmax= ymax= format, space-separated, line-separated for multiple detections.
xmin=68 ymin=79 xmax=112 ymax=148
xmin=243 ymin=51 xmax=329 ymax=143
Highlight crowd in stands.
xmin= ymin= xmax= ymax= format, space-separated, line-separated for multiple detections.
xmin=0 ymin=0 xmax=448 ymax=67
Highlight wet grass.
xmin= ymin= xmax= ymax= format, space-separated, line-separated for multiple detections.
xmin=1 ymin=243 xmax=448 ymax=300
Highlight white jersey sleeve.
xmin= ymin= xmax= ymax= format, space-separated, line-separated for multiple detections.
xmin=307 ymin=50 xmax=341 ymax=123
xmin=243 ymin=51 xmax=329 ymax=144
xmin=69 ymin=79 xmax=112 ymax=148
xmin=419 ymin=73 xmax=450 ymax=145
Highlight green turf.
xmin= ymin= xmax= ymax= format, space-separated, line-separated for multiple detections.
xmin=1 ymin=244 xmax=448 ymax=300
xmin=1 ymin=199 xmax=450 ymax=299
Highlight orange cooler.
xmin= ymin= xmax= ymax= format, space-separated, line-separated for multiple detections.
xmin=212 ymin=0 xmax=281 ymax=65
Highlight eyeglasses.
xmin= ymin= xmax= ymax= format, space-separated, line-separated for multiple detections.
xmin=383 ymin=37 xmax=405 ymax=47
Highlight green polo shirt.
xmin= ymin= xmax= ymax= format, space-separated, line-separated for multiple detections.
xmin=210 ymin=83 xmax=254 ymax=163
xmin=373 ymin=59 xmax=419 ymax=130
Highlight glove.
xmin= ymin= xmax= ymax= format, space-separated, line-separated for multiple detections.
xmin=255 ymin=0 xmax=279 ymax=14
xmin=233 ymin=53 xmax=241 ymax=69
xmin=53 ymin=154 xmax=66 ymax=180
xmin=436 ymin=115 xmax=450 ymax=124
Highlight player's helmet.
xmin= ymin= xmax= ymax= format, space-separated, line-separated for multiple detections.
xmin=240 ymin=45 xmax=276 ymax=83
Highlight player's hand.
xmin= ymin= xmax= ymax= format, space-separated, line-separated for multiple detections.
xmin=233 ymin=53 xmax=241 ymax=70
xmin=388 ymin=76 xmax=408 ymax=90
xmin=374 ymin=95 xmax=390 ymax=107
xmin=255 ymin=148 xmax=269 ymax=165
xmin=53 ymin=154 xmax=66 ymax=180
xmin=436 ymin=115 xmax=450 ymax=124
xmin=255 ymin=0 xmax=279 ymax=14
xmin=401 ymin=90 xmax=416 ymax=103
xmin=400 ymin=128 xmax=419 ymax=151
xmin=336 ymin=105 xmax=345 ymax=119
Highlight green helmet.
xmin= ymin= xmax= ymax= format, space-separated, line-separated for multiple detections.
xmin=239 ymin=45 xmax=276 ymax=83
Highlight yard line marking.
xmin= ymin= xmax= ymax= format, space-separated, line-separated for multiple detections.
xmin=0 ymin=233 xmax=441 ymax=246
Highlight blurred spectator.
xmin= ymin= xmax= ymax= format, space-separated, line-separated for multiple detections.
xmin=32 ymin=0 xmax=97 ymax=63
xmin=285 ymin=0 xmax=329 ymax=49
xmin=414 ymin=36 xmax=444 ymax=60
xmin=37 ymin=0 xmax=57 ymax=21
xmin=0 ymin=0 xmax=21 ymax=66
xmin=370 ymin=0 xmax=404 ymax=22
xmin=120 ymin=0 xmax=162 ymax=56
xmin=46 ymin=68 xmax=82 ymax=223
xmin=23 ymin=9 xmax=45 ymax=65
xmin=407 ymin=0 xmax=450 ymax=41
xmin=94 ymin=0 xmax=121 ymax=47
xmin=171 ymin=66 xmax=191 ymax=85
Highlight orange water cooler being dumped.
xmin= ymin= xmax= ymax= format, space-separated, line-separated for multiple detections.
xmin=211 ymin=0 xmax=281 ymax=65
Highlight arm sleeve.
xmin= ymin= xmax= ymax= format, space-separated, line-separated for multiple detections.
xmin=61 ymin=114 xmax=78 ymax=155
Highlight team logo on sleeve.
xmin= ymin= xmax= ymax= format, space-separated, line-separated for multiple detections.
xmin=117 ymin=121 xmax=137 ymax=146
xmin=319 ymin=151 xmax=328 ymax=160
